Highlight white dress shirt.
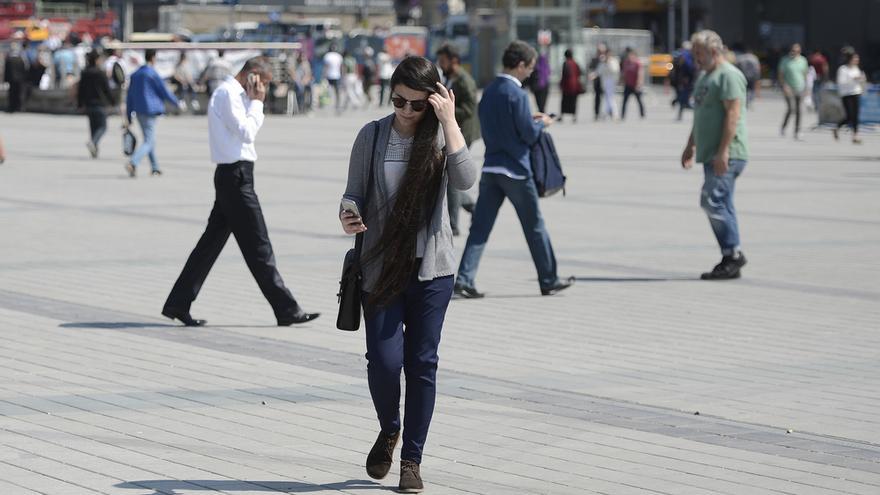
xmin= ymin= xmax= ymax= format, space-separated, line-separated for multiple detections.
xmin=208 ymin=76 xmax=264 ymax=164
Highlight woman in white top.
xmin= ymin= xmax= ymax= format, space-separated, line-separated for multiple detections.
xmin=835 ymin=50 xmax=867 ymax=144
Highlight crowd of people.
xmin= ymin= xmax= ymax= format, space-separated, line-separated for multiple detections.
xmin=2 ymin=21 xmax=874 ymax=492
xmin=161 ymin=30 xmax=749 ymax=492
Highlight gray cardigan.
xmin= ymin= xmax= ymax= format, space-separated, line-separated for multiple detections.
xmin=341 ymin=114 xmax=478 ymax=292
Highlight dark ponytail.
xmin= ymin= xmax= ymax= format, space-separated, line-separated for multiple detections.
xmin=365 ymin=56 xmax=445 ymax=306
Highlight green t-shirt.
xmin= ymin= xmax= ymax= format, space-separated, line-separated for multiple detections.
xmin=778 ymin=55 xmax=808 ymax=93
xmin=693 ymin=62 xmax=749 ymax=164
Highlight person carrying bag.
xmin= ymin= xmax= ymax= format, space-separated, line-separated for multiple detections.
xmin=337 ymin=56 xmax=476 ymax=493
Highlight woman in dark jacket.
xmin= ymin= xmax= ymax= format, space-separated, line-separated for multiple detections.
xmin=77 ymin=50 xmax=114 ymax=158
xmin=339 ymin=56 xmax=476 ymax=493
xmin=559 ymin=49 xmax=583 ymax=123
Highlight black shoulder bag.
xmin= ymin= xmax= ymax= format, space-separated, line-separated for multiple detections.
xmin=336 ymin=123 xmax=380 ymax=331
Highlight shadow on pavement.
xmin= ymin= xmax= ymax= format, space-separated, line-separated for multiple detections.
xmin=574 ymin=276 xmax=696 ymax=282
xmin=59 ymin=322 xmax=178 ymax=329
xmin=115 ymin=479 xmax=387 ymax=493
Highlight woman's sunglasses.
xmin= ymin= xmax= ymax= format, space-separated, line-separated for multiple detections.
xmin=391 ymin=95 xmax=429 ymax=112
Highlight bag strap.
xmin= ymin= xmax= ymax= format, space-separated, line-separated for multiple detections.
xmin=354 ymin=121 xmax=380 ymax=259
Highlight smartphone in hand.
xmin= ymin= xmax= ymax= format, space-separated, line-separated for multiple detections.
xmin=340 ymin=198 xmax=361 ymax=218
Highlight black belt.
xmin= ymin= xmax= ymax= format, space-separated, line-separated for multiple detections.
xmin=218 ymin=160 xmax=254 ymax=167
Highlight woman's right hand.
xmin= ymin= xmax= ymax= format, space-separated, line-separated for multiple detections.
xmin=340 ymin=211 xmax=367 ymax=234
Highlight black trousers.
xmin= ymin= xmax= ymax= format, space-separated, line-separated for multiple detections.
xmin=86 ymin=106 xmax=107 ymax=146
xmin=621 ymin=85 xmax=645 ymax=118
xmin=164 ymin=161 xmax=300 ymax=319
xmin=593 ymin=78 xmax=603 ymax=117
xmin=839 ymin=94 xmax=860 ymax=133
xmin=533 ymin=87 xmax=549 ymax=113
xmin=6 ymin=81 xmax=23 ymax=113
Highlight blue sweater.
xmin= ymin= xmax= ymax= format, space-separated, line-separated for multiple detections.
xmin=126 ymin=65 xmax=178 ymax=121
xmin=478 ymin=75 xmax=544 ymax=178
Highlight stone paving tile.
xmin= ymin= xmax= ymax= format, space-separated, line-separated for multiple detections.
xmin=1 ymin=91 xmax=879 ymax=494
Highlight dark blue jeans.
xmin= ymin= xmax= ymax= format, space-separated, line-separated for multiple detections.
xmin=457 ymin=173 xmax=559 ymax=290
xmin=363 ymin=272 xmax=454 ymax=464
xmin=701 ymin=159 xmax=747 ymax=256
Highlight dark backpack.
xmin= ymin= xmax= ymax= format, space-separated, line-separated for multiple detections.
xmin=530 ymin=131 xmax=566 ymax=197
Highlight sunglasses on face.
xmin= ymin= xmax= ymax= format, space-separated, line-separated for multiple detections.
xmin=391 ymin=95 xmax=429 ymax=112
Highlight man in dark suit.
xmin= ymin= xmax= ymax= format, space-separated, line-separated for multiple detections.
xmin=454 ymin=41 xmax=573 ymax=298
xmin=436 ymin=43 xmax=480 ymax=236
xmin=162 ymin=57 xmax=319 ymax=327
xmin=4 ymin=43 xmax=28 ymax=113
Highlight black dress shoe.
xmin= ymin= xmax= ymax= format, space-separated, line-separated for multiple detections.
xmin=277 ymin=310 xmax=321 ymax=326
xmin=161 ymin=308 xmax=207 ymax=327
xmin=541 ymin=276 xmax=575 ymax=296
xmin=453 ymin=283 xmax=484 ymax=299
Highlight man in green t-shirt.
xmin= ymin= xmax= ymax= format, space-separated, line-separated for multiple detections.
xmin=681 ymin=30 xmax=750 ymax=280
xmin=778 ymin=43 xmax=808 ymax=139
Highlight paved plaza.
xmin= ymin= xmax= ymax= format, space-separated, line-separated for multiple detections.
xmin=0 ymin=90 xmax=878 ymax=494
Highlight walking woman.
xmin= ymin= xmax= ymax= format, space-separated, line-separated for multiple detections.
xmin=559 ymin=49 xmax=583 ymax=122
xmin=339 ymin=56 xmax=476 ymax=493
xmin=834 ymin=49 xmax=866 ymax=144
xmin=531 ymin=50 xmax=551 ymax=113
xmin=77 ymin=50 xmax=114 ymax=158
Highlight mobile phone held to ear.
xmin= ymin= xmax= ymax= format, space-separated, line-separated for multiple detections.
xmin=340 ymin=198 xmax=361 ymax=218
xmin=248 ymin=73 xmax=259 ymax=87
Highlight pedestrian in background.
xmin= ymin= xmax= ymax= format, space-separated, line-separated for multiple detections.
xmin=339 ymin=56 xmax=476 ymax=493
xmin=680 ymin=30 xmax=750 ymax=280
xmin=341 ymin=50 xmax=364 ymax=111
xmin=559 ymin=49 xmax=583 ymax=123
xmin=455 ymin=41 xmax=573 ymax=298
xmin=670 ymin=41 xmax=696 ymax=120
xmin=436 ymin=42 xmax=480 ymax=236
xmin=377 ymin=48 xmax=394 ymax=106
xmin=597 ymin=48 xmax=620 ymax=119
xmin=323 ymin=44 xmax=343 ymax=111
xmin=778 ymin=43 xmax=808 ymax=140
xmin=588 ymin=43 xmax=607 ymax=120
xmin=808 ymin=48 xmax=829 ymax=110
xmin=77 ymin=50 xmax=114 ymax=158
xmin=164 ymin=57 xmax=319 ymax=327
xmin=173 ymin=51 xmax=198 ymax=113
xmin=200 ymin=50 xmax=232 ymax=97
xmin=834 ymin=49 xmax=866 ymax=145
xmin=124 ymin=49 xmax=179 ymax=177
xmin=734 ymin=45 xmax=761 ymax=108
xmin=53 ymin=38 xmax=78 ymax=88
xmin=362 ymin=47 xmax=377 ymax=105
xmin=620 ymin=47 xmax=645 ymax=119
xmin=530 ymin=49 xmax=551 ymax=113
xmin=4 ymin=42 xmax=27 ymax=113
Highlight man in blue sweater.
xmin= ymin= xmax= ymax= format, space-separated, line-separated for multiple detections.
xmin=455 ymin=41 xmax=573 ymax=297
xmin=125 ymin=49 xmax=179 ymax=177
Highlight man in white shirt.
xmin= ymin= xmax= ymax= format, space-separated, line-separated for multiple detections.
xmin=322 ymin=45 xmax=343 ymax=110
xmin=162 ymin=57 xmax=319 ymax=327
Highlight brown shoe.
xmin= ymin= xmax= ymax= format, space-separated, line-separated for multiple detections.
xmin=366 ymin=430 xmax=399 ymax=480
xmin=398 ymin=459 xmax=424 ymax=493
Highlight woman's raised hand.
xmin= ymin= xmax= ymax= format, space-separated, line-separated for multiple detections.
xmin=428 ymin=82 xmax=456 ymax=126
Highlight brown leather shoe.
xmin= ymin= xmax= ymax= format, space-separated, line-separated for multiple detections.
xmin=398 ymin=459 xmax=424 ymax=493
xmin=365 ymin=430 xmax=399 ymax=480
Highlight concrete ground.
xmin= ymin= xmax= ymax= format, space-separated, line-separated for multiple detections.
xmin=0 ymin=88 xmax=878 ymax=494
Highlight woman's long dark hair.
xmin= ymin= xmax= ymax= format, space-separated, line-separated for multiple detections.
xmin=365 ymin=56 xmax=445 ymax=306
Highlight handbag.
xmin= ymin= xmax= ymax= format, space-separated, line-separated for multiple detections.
xmin=122 ymin=126 xmax=137 ymax=156
xmin=336 ymin=122 xmax=380 ymax=331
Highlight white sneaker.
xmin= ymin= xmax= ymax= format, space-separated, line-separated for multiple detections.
xmin=86 ymin=141 xmax=98 ymax=158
